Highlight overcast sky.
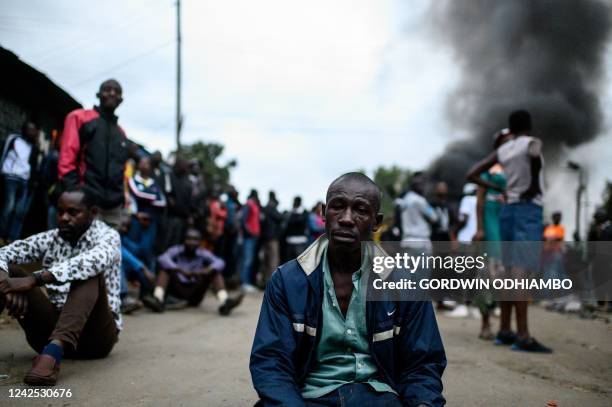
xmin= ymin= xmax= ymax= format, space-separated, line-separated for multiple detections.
xmin=2 ymin=0 xmax=612 ymax=231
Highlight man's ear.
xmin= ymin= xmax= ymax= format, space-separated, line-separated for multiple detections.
xmin=96 ymin=91 xmax=101 ymax=100
xmin=372 ymin=213 xmax=384 ymax=232
xmin=90 ymin=206 xmax=99 ymax=218
xmin=116 ymin=95 xmax=123 ymax=106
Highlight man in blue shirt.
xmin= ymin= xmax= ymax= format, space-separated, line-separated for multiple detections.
xmin=250 ymin=173 xmax=446 ymax=406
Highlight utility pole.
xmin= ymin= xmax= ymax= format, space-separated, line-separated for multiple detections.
xmin=175 ymin=0 xmax=182 ymax=154
xmin=568 ymin=161 xmax=586 ymax=241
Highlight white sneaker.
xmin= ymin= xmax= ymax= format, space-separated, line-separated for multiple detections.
xmin=445 ymin=304 xmax=470 ymax=318
xmin=241 ymin=284 xmax=259 ymax=294
xmin=442 ymin=300 xmax=457 ymax=308
xmin=564 ymin=300 xmax=582 ymax=313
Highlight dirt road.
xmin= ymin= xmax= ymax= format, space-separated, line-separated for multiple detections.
xmin=1 ymin=294 xmax=610 ymax=406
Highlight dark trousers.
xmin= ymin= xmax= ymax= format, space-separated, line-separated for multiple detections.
xmin=167 ymin=271 xmax=213 ymax=306
xmin=220 ymin=231 xmax=239 ymax=279
xmin=6 ymin=267 xmax=118 ymax=358
xmin=304 ymin=383 xmax=402 ymax=407
xmin=162 ymin=215 xmax=186 ymax=252
xmin=285 ymin=242 xmax=308 ymax=262
xmin=0 ymin=177 xmax=31 ymax=240
xmin=262 ymin=239 xmax=280 ymax=284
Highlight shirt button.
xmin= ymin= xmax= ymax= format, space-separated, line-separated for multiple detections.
xmin=346 ymin=329 xmax=352 ymax=335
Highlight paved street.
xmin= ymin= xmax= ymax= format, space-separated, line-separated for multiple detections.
xmin=1 ymin=294 xmax=611 ymax=406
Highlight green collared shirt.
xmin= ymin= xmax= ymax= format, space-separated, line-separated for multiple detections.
xmin=301 ymin=248 xmax=397 ymax=399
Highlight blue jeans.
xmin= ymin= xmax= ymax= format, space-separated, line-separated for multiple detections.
xmin=240 ymin=236 xmax=259 ymax=285
xmin=126 ymin=216 xmax=157 ymax=271
xmin=120 ymin=246 xmax=153 ymax=298
xmin=500 ymin=201 xmax=543 ymax=271
xmin=304 ymin=383 xmax=402 ymax=407
xmin=0 ymin=177 xmax=31 ymax=240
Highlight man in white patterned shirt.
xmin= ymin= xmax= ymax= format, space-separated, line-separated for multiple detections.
xmin=0 ymin=187 xmax=122 ymax=386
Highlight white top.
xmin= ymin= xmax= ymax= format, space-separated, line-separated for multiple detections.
xmin=496 ymin=135 xmax=544 ymax=205
xmin=1 ymin=135 xmax=32 ymax=180
xmin=398 ymin=191 xmax=438 ymax=240
xmin=0 ymin=220 xmax=123 ymax=330
xmin=457 ymin=195 xmax=477 ymax=242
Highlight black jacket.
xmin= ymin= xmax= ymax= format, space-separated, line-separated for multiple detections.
xmin=59 ymin=106 xmax=129 ymax=209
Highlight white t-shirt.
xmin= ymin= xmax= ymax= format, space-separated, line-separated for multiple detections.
xmin=496 ymin=135 xmax=544 ymax=205
xmin=1 ymin=135 xmax=32 ymax=180
xmin=457 ymin=195 xmax=477 ymax=243
xmin=398 ymin=191 xmax=438 ymax=240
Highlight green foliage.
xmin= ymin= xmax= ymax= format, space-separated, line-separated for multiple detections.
xmin=372 ymin=165 xmax=413 ymax=222
xmin=175 ymin=141 xmax=237 ymax=188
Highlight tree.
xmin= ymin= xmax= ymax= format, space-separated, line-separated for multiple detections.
xmin=174 ymin=141 xmax=237 ymax=189
xmin=372 ymin=165 xmax=413 ymax=221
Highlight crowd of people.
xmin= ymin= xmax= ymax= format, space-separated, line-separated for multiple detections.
xmin=0 ymin=78 xmax=610 ymax=405
xmin=0 ymin=78 xmax=336 ymax=387
xmin=389 ymin=110 xmax=611 ymax=356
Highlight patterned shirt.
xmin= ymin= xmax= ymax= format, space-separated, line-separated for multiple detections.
xmin=0 ymin=219 xmax=123 ymax=330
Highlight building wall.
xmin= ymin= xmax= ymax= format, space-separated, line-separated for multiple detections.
xmin=0 ymin=95 xmax=28 ymax=140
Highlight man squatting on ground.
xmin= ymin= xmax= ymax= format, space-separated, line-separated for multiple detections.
xmin=250 ymin=173 xmax=446 ymax=406
xmin=0 ymin=188 xmax=122 ymax=386
xmin=153 ymin=227 xmax=243 ymax=315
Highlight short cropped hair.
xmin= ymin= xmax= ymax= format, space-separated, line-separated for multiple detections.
xmin=508 ymin=110 xmax=532 ymax=133
xmin=61 ymin=186 xmax=97 ymax=208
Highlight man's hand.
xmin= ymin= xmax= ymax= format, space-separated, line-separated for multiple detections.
xmin=136 ymin=212 xmax=151 ymax=228
xmin=5 ymin=293 xmax=28 ymax=318
xmin=473 ymin=229 xmax=485 ymax=242
xmin=142 ymin=267 xmax=156 ymax=285
xmin=0 ymin=269 xmax=8 ymax=284
xmin=177 ymin=268 xmax=194 ymax=278
xmin=0 ymin=276 xmax=36 ymax=294
xmin=200 ymin=266 xmax=213 ymax=275
xmin=520 ymin=185 xmax=541 ymax=201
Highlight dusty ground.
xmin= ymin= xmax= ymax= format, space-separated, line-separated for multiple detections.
xmin=1 ymin=293 xmax=610 ymax=406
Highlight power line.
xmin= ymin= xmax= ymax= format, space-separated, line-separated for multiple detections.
xmin=28 ymin=1 xmax=173 ymax=62
xmin=69 ymin=41 xmax=173 ymax=88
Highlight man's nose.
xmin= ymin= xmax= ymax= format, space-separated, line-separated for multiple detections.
xmin=338 ymin=208 xmax=354 ymax=225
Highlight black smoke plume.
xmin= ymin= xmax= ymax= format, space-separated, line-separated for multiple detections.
xmin=428 ymin=0 xmax=611 ymax=198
